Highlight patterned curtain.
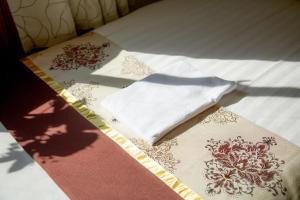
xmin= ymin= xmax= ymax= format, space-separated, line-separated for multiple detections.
xmin=6 ymin=0 xmax=130 ymax=53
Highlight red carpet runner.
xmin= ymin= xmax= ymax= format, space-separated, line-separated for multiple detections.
xmin=0 ymin=65 xmax=183 ymax=200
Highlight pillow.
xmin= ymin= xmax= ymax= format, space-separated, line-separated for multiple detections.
xmin=69 ymin=0 xmax=104 ymax=30
xmin=99 ymin=0 xmax=129 ymax=23
xmin=70 ymin=0 xmax=130 ymax=27
xmin=7 ymin=0 xmax=77 ymax=52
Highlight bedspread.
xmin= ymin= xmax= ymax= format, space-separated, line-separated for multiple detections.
xmin=23 ymin=31 xmax=300 ymax=200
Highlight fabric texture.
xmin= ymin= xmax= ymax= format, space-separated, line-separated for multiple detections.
xmin=69 ymin=0 xmax=105 ymax=30
xmin=24 ymin=32 xmax=202 ymax=199
xmin=6 ymin=0 xmax=130 ymax=52
xmin=24 ymin=31 xmax=300 ymax=199
xmin=69 ymin=0 xmax=129 ymax=30
xmin=94 ymin=0 xmax=300 ymax=147
xmin=6 ymin=0 xmax=77 ymax=53
xmin=101 ymin=61 xmax=236 ymax=144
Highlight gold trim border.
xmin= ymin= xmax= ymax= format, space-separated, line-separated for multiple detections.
xmin=22 ymin=57 xmax=203 ymax=200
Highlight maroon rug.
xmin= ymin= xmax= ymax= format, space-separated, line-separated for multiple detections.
xmin=0 ymin=65 xmax=183 ymax=200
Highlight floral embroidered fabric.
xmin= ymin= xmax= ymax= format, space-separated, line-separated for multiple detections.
xmin=61 ymin=80 xmax=99 ymax=106
xmin=198 ymin=107 xmax=239 ymax=124
xmin=204 ymin=136 xmax=287 ymax=196
xmin=121 ymin=55 xmax=153 ymax=76
xmin=131 ymin=138 xmax=180 ymax=174
xmin=28 ymin=32 xmax=300 ymax=200
xmin=51 ymin=42 xmax=110 ymax=70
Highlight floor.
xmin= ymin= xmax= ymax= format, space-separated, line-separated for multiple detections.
xmin=0 ymin=57 xmax=183 ymax=200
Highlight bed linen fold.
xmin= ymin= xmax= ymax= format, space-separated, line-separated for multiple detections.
xmin=102 ymin=61 xmax=236 ymax=144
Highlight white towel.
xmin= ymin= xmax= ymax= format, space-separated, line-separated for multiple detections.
xmin=101 ymin=61 xmax=236 ymax=144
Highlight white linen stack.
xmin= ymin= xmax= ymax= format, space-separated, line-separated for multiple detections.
xmin=101 ymin=61 xmax=236 ymax=144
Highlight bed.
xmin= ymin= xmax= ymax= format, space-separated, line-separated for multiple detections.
xmin=94 ymin=0 xmax=300 ymax=146
xmin=4 ymin=0 xmax=300 ymax=199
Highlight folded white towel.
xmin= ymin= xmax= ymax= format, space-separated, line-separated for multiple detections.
xmin=101 ymin=61 xmax=236 ymax=144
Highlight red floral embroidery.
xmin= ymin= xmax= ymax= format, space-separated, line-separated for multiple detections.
xmin=204 ymin=136 xmax=287 ymax=196
xmin=50 ymin=42 xmax=110 ymax=70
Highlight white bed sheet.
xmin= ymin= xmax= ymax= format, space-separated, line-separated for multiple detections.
xmin=94 ymin=0 xmax=300 ymax=146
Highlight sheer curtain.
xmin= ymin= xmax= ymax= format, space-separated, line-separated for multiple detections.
xmin=6 ymin=0 xmax=130 ymax=53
